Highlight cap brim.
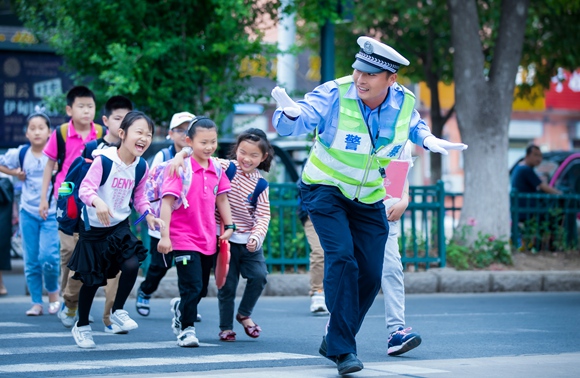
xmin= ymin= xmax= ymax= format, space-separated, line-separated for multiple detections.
xmin=352 ymin=59 xmax=384 ymax=74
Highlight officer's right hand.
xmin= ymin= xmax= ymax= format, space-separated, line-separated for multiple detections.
xmin=271 ymin=86 xmax=301 ymax=118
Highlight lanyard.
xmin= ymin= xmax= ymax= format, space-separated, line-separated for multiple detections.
xmin=361 ymin=102 xmax=386 ymax=178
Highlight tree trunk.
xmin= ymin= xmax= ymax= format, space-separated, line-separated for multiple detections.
xmin=448 ymin=0 xmax=530 ymax=242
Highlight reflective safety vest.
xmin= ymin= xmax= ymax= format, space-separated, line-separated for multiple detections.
xmin=302 ymin=75 xmax=415 ymax=204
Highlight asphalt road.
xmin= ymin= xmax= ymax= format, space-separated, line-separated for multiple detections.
xmin=1 ymin=291 xmax=579 ymax=377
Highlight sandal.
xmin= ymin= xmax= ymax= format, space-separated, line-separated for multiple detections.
xmin=26 ymin=305 xmax=43 ymax=316
xmin=218 ymin=330 xmax=236 ymax=342
xmin=48 ymin=301 xmax=61 ymax=315
xmin=236 ymin=313 xmax=261 ymax=338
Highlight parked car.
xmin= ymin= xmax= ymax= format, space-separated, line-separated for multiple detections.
xmin=510 ymin=150 xmax=580 ymax=194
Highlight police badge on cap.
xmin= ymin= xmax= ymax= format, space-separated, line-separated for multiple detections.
xmin=352 ymin=36 xmax=410 ymax=74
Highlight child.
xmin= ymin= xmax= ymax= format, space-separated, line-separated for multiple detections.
xmin=157 ymin=116 xmax=234 ymax=347
xmin=381 ymin=142 xmax=422 ymax=356
xmin=67 ymin=111 xmax=164 ymax=349
xmin=81 ymin=95 xmax=134 ymax=334
xmin=0 ymin=112 xmax=60 ymax=316
xmin=135 ymin=111 xmax=195 ymax=317
xmin=38 ymin=85 xmax=104 ymax=328
xmin=216 ymin=128 xmax=273 ymax=342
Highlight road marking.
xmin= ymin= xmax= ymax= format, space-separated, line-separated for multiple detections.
xmin=0 ymin=322 xmax=33 ymax=328
xmin=0 ymin=332 xmax=115 ymax=340
xmin=0 ymin=352 xmax=317 ymax=373
xmin=0 ymin=340 xmax=218 ymax=356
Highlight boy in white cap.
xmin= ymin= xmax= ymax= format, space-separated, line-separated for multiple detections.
xmin=272 ymin=36 xmax=466 ymax=375
xmin=135 ymin=111 xmax=197 ymax=319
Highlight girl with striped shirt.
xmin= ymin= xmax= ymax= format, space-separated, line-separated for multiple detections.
xmin=216 ymin=128 xmax=274 ymax=342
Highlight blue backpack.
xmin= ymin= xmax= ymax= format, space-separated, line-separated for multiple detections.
xmin=225 ymin=162 xmax=268 ymax=207
xmin=56 ymin=154 xmax=146 ymax=235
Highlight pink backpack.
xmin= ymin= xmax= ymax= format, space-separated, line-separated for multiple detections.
xmin=146 ymin=157 xmax=223 ymax=217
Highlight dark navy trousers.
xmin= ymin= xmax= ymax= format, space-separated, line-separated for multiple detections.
xmin=300 ymin=183 xmax=389 ymax=357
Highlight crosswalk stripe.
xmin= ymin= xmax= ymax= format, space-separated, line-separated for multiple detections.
xmin=0 ymin=352 xmax=317 ymax=373
xmin=0 ymin=322 xmax=33 ymax=327
xmin=0 ymin=332 xmax=116 ymax=340
xmin=0 ymin=340 xmax=218 ymax=356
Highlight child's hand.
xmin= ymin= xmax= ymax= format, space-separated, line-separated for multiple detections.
xmin=219 ymin=228 xmax=234 ymax=241
xmin=15 ymin=168 xmax=26 ymax=181
xmin=167 ymin=152 xmax=186 ymax=177
xmin=158 ymin=237 xmax=172 ymax=254
xmin=146 ymin=214 xmax=165 ymax=231
xmin=94 ymin=199 xmax=113 ymax=227
xmin=38 ymin=199 xmax=49 ymax=220
xmin=246 ymin=238 xmax=258 ymax=252
xmin=387 ymin=197 xmax=409 ymax=222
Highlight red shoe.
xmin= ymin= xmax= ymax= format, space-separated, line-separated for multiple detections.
xmin=219 ymin=330 xmax=236 ymax=342
xmin=236 ymin=313 xmax=261 ymax=338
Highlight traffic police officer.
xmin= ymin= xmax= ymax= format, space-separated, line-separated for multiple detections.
xmin=272 ymin=36 xmax=467 ymax=375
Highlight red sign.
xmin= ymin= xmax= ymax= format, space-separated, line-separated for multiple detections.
xmin=545 ymin=68 xmax=580 ymax=110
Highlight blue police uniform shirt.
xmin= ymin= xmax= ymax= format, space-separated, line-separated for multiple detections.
xmin=272 ymin=80 xmax=432 ymax=148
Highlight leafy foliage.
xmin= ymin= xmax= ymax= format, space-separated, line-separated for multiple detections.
xmin=14 ymin=0 xmax=277 ymax=124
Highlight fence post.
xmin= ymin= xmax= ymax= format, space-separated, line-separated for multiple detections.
xmin=437 ymin=180 xmax=446 ymax=267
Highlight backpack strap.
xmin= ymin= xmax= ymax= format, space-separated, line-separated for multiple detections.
xmin=225 ymin=161 xmax=237 ymax=181
xmin=95 ymin=124 xmax=107 ymax=138
xmin=18 ymin=144 xmax=30 ymax=168
xmin=55 ymin=123 xmax=68 ymax=176
xmin=161 ymin=147 xmax=171 ymax=162
xmin=84 ymin=140 xmax=99 ymax=159
xmin=249 ymin=178 xmax=268 ymax=207
xmin=99 ymin=156 xmax=114 ymax=186
xmin=168 ymin=144 xmax=176 ymax=159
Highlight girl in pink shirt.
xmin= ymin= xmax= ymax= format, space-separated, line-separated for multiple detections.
xmin=67 ymin=111 xmax=164 ymax=349
xmin=157 ymin=116 xmax=234 ymax=348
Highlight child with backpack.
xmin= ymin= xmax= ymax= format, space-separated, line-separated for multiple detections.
xmin=66 ymin=111 xmax=164 ymax=349
xmin=215 ymin=129 xmax=273 ymax=341
xmin=135 ymin=111 xmax=195 ymax=318
xmin=39 ymin=85 xmax=106 ymax=328
xmin=155 ymin=116 xmax=234 ymax=347
xmin=0 ymin=111 xmax=60 ymax=316
xmin=168 ymin=127 xmax=273 ymax=342
xmin=80 ymin=95 xmax=134 ymax=334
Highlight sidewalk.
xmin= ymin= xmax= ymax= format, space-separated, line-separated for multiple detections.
xmin=5 ymin=258 xmax=580 ymax=298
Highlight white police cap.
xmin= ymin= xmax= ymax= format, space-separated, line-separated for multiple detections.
xmin=352 ymin=36 xmax=410 ymax=74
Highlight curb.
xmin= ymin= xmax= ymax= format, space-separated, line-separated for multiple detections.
xmin=7 ymin=259 xmax=580 ymax=297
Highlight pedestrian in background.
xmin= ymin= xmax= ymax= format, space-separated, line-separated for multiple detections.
xmin=0 ymin=111 xmax=59 ymax=314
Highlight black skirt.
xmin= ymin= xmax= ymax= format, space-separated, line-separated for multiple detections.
xmin=67 ymin=218 xmax=147 ymax=287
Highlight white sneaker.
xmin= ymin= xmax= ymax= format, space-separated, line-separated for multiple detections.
xmin=170 ymin=297 xmax=181 ymax=336
xmin=58 ymin=303 xmax=78 ymax=328
xmin=310 ymin=291 xmax=329 ymax=315
xmin=177 ymin=326 xmax=199 ymax=347
xmin=72 ymin=322 xmax=96 ymax=349
xmin=110 ymin=309 xmax=138 ymax=332
xmin=104 ymin=323 xmax=128 ymax=334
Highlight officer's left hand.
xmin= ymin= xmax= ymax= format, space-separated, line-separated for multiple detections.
xmin=423 ymin=136 xmax=468 ymax=155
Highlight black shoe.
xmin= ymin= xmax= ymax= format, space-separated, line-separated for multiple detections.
xmin=336 ymin=353 xmax=364 ymax=375
xmin=318 ymin=336 xmax=337 ymax=363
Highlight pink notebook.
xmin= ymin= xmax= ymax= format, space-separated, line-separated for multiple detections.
xmin=383 ymin=160 xmax=411 ymax=199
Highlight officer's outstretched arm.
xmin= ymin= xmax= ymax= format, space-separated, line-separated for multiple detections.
xmin=423 ymin=136 xmax=468 ymax=156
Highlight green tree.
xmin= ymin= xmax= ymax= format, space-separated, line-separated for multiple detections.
xmin=14 ymin=0 xmax=277 ymax=124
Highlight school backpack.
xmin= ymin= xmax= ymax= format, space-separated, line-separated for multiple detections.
xmin=56 ymin=154 xmax=146 ymax=235
xmin=145 ymin=157 xmax=222 ymax=217
xmin=224 ymin=162 xmax=268 ymax=207
xmin=146 ymin=144 xmax=175 ymax=168
xmin=53 ymin=122 xmax=106 ymax=190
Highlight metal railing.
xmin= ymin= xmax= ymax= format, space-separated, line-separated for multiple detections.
xmin=135 ymin=183 xmax=580 ymax=275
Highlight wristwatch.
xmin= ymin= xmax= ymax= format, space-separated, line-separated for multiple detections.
xmin=224 ymin=224 xmax=237 ymax=231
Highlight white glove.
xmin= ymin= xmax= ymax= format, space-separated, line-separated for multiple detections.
xmin=271 ymin=86 xmax=301 ymax=118
xmin=423 ymin=136 xmax=468 ymax=155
